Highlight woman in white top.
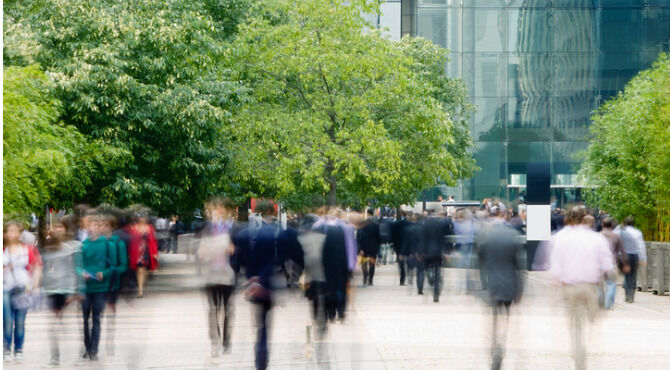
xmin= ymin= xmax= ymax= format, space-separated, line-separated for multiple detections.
xmin=3 ymin=220 xmax=43 ymax=362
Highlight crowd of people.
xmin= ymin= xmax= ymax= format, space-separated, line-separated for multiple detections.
xmin=3 ymin=206 xmax=159 ymax=364
xmin=3 ymin=197 xmax=649 ymax=370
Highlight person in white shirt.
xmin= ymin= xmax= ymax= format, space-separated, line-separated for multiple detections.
xmin=550 ymin=206 xmax=614 ymax=370
xmin=616 ymin=217 xmax=647 ymax=303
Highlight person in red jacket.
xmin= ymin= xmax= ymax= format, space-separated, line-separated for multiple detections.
xmin=126 ymin=213 xmax=158 ymax=298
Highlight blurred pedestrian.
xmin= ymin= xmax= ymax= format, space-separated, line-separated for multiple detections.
xmin=454 ymin=208 xmax=476 ymax=292
xmin=42 ymin=216 xmax=81 ymax=365
xmin=616 ymin=217 xmax=647 ymax=303
xmin=169 ymin=215 xmax=185 ymax=254
xmin=419 ymin=211 xmax=453 ymax=302
xmin=233 ymin=200 xmax=283 ymax=370
xmin=77 ymin=214 xmax=118 ymax=361
xmin=550 ymin=206 xmax=614 ymax=370
xmin=476 ymin=209 xmax=525 ymax=370
xmin=3 ymin=220 xmax=43 ymax=363
xmin=600 ymin=217 xmax=628 ymax=309
xmin=391 ymin=211 xmax=411 ymax=286
xmin=357 ymin=209 xmax=381 ymax=286
xmin=297 ymin=215 xmax=328 ymax=338
xmin=126 ymin=212 xmax=158 ymax=298
xmin=197 ymin=197 xmax=237 ymax=357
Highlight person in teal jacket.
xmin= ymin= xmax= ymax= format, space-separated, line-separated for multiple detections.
xmin=76 ymin=214 xmax=119 ymax=361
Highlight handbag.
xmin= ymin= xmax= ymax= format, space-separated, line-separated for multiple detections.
xmin=8 ymin=253 xmax=40 ymax=310
xmin=244 ymin=276 xmax=271 ymax=303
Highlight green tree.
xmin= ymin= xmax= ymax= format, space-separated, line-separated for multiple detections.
xmin=3 ymin=64 xmax=127 ymax=218
xmin=4 ymin=0 xmax=251 ymax=215
xmin=580 ymin=53 xmax=670 ymax=241
xmin=227 ymin=0 xmax=475 ymax=210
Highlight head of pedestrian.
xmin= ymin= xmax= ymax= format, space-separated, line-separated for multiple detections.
xmin=582 ymin=214 xmax=595 ymax=230
xmin=488 ymin=206 xmax=501 ymax=219
xmin=255 ymin=200 xmax=275 ymax=218
xmin=86 ymin=213 xmax=104 ymax=240
xmin=46 ymin=215 xmax=75 ymax=247
xmin=624 ymin=216 xmax=635 ymax=227
xmin=3 ymin=220 xmax=24 ymax=245
xmin=100 ymin=213 xmax=117 ymax=236
xmin=208 ymin=196 xmax=234 ymax=221
xmin=565 ymin=205 xmax=587 ymax=226
xmin=601 ymin=217 xmax=615 ymax=230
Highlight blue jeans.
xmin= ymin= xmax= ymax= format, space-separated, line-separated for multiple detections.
xmin=604 ymin=279 xmax=617 ymax=309
xmin=81 ymin=292 xmax=107 ymax=356
xmin=3 ymin=291 xmax=27 ymax=353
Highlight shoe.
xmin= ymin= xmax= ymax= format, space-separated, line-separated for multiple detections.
xmin=211 ymin=347 xmax=220 ymax=358
xmin=433 ymin=297 xmax=439 ymax=303
xmin=418 ymin=291 xmax=423 ymax=295
xmin=49 ymin=357 xmax=60 ymax=366
xmin=14 ymin=352 xmax=23 ymax=363
xmin=222 ymin=345 xmax=231 ymax=354
xmin=89 ymin=353 xmax=99 ymax=361
xmin=4 ymin=350 xmax=11 ymax=362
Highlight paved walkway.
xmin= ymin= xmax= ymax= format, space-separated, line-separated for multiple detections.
xmin=5 ymin=254 xmax=670 ymax=369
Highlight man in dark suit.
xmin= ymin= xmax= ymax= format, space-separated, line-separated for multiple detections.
xmin=357 ymin=209 xmax=381 ymax=286
xmin=418 ymin=211 xmax=453 ymax=302
xmin=476 ymin=207 xmax=525 ymax=370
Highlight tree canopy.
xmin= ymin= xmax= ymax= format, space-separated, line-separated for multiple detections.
xmin=4 ymin=0 xmax=251 ymax=215
xmin=580 ymin=53 xmax=670 ymax=241
xmin=227 ymin=0 xmax=475 ymax=210
xmin=3 ymin=64 xmax=127 ymax=218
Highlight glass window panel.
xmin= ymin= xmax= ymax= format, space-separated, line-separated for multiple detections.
xmin=473 ymin=141 xmax=506 ymax=200
xmin=507 ymin=0 xmax=552 ymax=7
xmin=464 ymin=53 xmax=507 ymax=97
xmin=551 ymin=53 xmax=598 ymax=96
xmin=507 ymin=141 xmax=550 ymax=176
xmin=646 ymin=8 xmax=670 ymax=52
xmin=551 ymin=141 xmax=589 ymax=176
xmin=552 ymin=9 xmax=597 ymax=53
xmin=463 ymin=9 xmax=507 ymax=53
xmin=416 ymin=8 xmax=462 ymax=51
xmin=507 ymin=97 xmax=552 ymax=141
xmin=551 ymin=0 xmax=598 ymax=8
xmin=552 ymin=96 xmax=596 ymax=134
xmin=598 ymin=53 xmax=648 ymax=98
xmin=473 ymin=98 xmax=507 ymax=142
xmin=445 ymin=51 xmax=462 ymax=78
xmin=601 ymin=8 xmax=646 ymax=53
xmin=513 ymin=53 xmax=552 ymax=97
xmin=512 ymin=9 xmax=552 ymax=53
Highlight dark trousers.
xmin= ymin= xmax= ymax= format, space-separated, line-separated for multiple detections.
xmin=254 ymin=300 xmax=272 ymax=370
xmin=416 ymin=258 xmax=425 ymax=294
xmin=491 ymin=301 xmax=512 ymax=370
xmin=325 ymin=289 xmax=346 ymax=321
xmin=398 ymin=255 xmax=415 ymax=285
xmin=427 ymin=261 xmax=443 ymax=302
xmin=81 ymin=292 xmax=106 ymax=356
xmin=624 ymin=253 xmax=639 ymax=302
xmin=206 ymin=284 xmax=234 ymax=349
xmin=308 ymin=281 xmax=327 ymax=337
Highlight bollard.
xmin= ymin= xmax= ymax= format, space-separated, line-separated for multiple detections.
xmin=654 ymin=245 xmax=665 ymax=295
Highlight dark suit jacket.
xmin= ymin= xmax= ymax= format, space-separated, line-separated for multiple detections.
xmin=357 ymin=220 xmax=381 ymax=256
xmin=476 ymin=221 xmax=525 ymax=303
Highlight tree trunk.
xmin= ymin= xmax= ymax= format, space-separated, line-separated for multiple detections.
xmin=327 ymin=179 xmax=337 ymax=207
xmin=325 ymin=161 xmax=337 ymax=207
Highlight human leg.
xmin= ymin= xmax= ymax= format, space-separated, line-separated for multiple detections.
xmin=368 ymin=257 xmax=376 ymax=285
xmin=221 ymin=285 xmax=234 ymax=349
xmin=89 ymin=292 xmax=106 ymax=358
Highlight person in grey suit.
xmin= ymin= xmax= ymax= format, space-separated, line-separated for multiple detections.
xmin=476 ymin=207 xmax=525 ymax=370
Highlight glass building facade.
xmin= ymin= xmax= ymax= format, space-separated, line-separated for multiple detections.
xmin=396 ymin=0 xmax=670 ymax=205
